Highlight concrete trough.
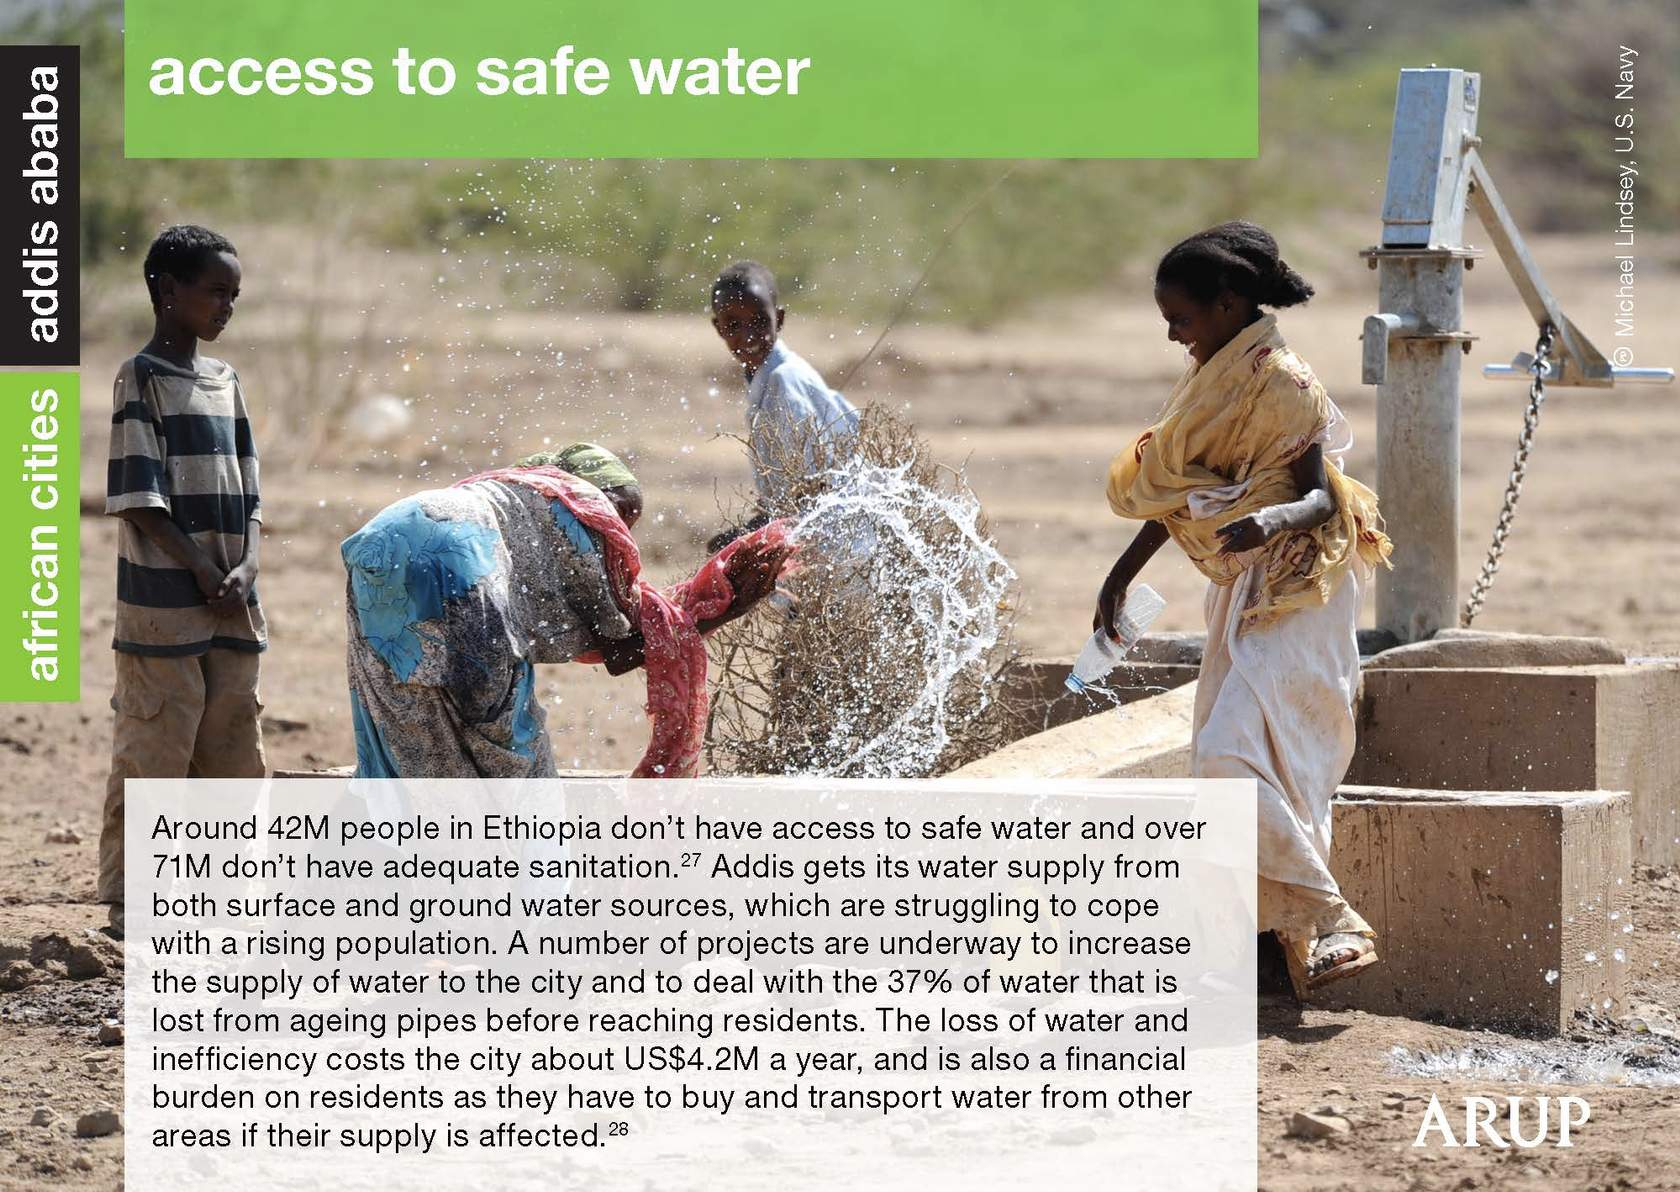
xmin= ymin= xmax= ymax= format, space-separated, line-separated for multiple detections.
xmin=1001 ymin=657 xmax=1198 ymax=736
xmin=952 ymin=682 xmax=1198 ymax=780
xmin=1322 ymin=785 xmax=1632 ymax=1036
xmin=1350 ymin=661 xmax=1680 ymax=865
xmin=961 ymin=678 xmax=1637 ymax=1033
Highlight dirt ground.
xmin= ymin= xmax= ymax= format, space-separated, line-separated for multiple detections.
xmin=2 ymin=228 xmax=1678 ymax=1187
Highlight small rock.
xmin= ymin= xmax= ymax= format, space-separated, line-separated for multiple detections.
xmin=29 ymin=933 xmax=108 ymax=980
xmin=75 ymin=1106 xmax=121 ymax=1138
xmin=63 ymin=944 xmax=106 ymax=980
xmin=1048 ymin=1124 xmax=1097 ymax=1146
xmin=97 ymin=1020 xmax=123 ymax=1046
xmin=1287 ymin=1111 xmax=1350 ymax=1140
xmin=44 ymin=825 xmax=81 ymax=844
xmin=72 ymin=1157 xmax=93 ymax=1173
xmin=30 ymin=1107 xmax=55 ymax=1127
xmin=1382 ymin=1096 xmax=1407 ymax=1110
xmin=1277 ymin=1060 xmax=1297 ymax=1072
xmin=0 ymin=961 xmax=36 ymax=993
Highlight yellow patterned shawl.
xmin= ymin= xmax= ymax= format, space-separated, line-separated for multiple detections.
xmin=1106 ymin=315 xmax=1391 ymax=629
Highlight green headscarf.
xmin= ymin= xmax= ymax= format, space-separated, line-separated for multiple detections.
xmin=519 ymin=442 xmax=638 ymax=490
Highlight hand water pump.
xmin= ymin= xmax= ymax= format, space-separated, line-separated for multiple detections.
xmin=1361 ymin=68 xmax=1672 ymax=644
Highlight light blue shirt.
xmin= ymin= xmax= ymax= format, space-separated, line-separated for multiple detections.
xmin=746 ymin=340 xmax=860 ymax=504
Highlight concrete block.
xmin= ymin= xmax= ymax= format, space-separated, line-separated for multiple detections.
xmin=950 ymin=682 xmax=1196 ymax=779
xmin=1321 ymin=786 xmax=1632 ymax=1035
xmin=1349 ymin=663 xmax=1680 ymax=865
xmin=1367 ymin=629 xmax=1625 ymax=669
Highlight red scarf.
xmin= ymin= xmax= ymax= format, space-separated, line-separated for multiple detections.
xmin=456 ymin=466 xmax=788 ymax=778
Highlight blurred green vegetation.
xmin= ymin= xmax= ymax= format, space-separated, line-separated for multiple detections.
xmin=26 ymin=0 xmax=1677 ymax=325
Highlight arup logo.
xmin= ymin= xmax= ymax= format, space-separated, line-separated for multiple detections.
xmin=1414 ymin=1095 xmax=1590 ymax=1148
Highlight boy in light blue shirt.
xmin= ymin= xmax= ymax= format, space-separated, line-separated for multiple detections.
xmin=708 ymin=260 xmax=859 ymax=550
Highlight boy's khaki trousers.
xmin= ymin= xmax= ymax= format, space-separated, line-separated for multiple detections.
xmin=97 ymin=649 xmax=267 ymax=903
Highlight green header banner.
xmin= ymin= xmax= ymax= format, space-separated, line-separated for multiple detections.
xmin=0 ymin=372 xmax=78 ymax=702
xmin=123 ymin=0 xmax=1258 ymax=159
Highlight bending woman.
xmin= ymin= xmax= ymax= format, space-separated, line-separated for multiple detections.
xmin=343 ymin=443 xmax=789 ymax=779
xmin=1097 ymin=222 xmax=1392 ymax=998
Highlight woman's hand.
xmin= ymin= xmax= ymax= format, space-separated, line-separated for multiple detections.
xmin=1093 ymin=520 xmax=1170 ymax=640
xmin=695 ymin=537 xmax=795 ymax=635
xmin=724 ymin=544 xmax=786 ymax=613
xmin=1215 ymin=509 xmax=1279 ymax=556
xmin=1093 ymin=561 xmax=1129 ymax=641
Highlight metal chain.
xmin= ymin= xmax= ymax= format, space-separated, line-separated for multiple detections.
xmin=1462 ymin=323 xmax=1554 ymax=626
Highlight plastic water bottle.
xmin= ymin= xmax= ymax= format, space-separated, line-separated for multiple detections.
xmin=1065 ymin=584 xmax=1167 ymax=695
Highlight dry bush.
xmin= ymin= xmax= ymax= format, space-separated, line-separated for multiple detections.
xmin=704 ymin=405 xmax=1027 ymax=777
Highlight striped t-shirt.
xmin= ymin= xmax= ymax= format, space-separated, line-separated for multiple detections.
xmin=106 ymin=353 xmax=266 ymax=656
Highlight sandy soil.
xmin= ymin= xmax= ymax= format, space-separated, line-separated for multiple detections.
xmin=2 ymin=229 xmax=1677 ymax=1187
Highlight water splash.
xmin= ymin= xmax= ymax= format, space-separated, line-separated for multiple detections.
xmin=778 ymin=453 xmax=1016 ymax=778
xmin=1390 ymin=1035 xmax=1680 ymax=1089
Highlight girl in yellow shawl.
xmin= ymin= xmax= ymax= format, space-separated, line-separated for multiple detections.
xmin=1097 ymin=222 xmax=1392 ymax=999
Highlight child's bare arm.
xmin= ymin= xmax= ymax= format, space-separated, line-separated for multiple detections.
xmin=1095 ymin=520 xmax=1170 ymax=639
xmin=117 ymin=508 xmax=226 ymax=600
xmin=1215 ymin=443 xmax=1337 ymax=555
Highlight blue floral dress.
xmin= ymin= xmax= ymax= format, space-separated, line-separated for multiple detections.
xmin=342 ymin=479 xmax=633 ymax=777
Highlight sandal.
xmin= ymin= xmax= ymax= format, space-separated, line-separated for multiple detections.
xmin=1306 ymin=932 xmax=1378 ymax=991
xmin=1281 ymin=931 xmax=1378 ymax=1000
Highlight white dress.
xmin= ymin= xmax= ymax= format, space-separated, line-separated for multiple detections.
xmin=1187 ymin=402 xmax=1371 ymax=939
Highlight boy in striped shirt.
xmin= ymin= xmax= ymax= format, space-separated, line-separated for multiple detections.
xmin=98 ymin=225 xmax=266 ymax=935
